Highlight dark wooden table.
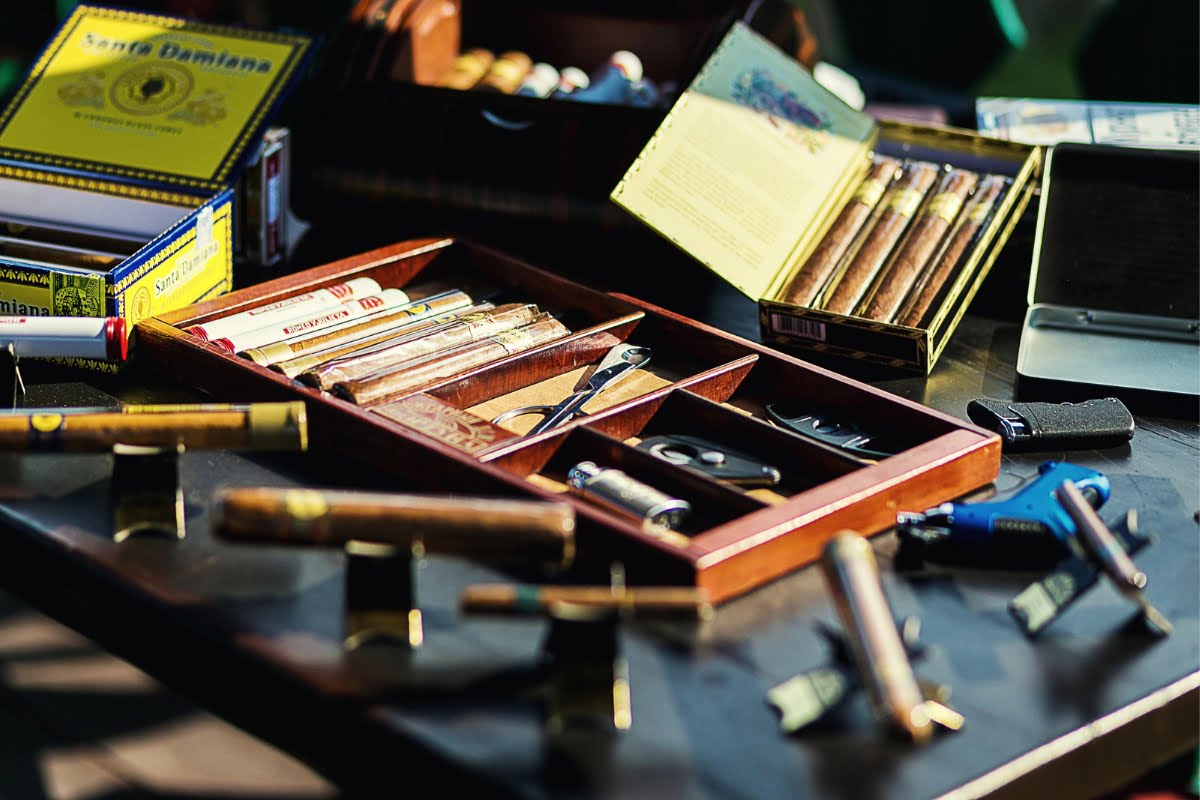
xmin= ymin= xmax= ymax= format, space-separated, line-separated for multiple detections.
xmin=0 ymin=221 xmax=1195 ymax=799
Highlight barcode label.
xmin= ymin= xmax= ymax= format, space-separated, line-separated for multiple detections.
xmin=771 ymin=313 xmax=826 ymax=341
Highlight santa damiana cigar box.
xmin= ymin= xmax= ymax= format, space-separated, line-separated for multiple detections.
xmin=0 ymin=5 xmax=311 ymax=369
xmin=611 ymin=23 xmax=1041 ymax=373
xmin=136 ymin=236 xmax=1002 ymax=602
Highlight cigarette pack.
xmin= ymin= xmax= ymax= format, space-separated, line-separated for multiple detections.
xmin=0 ymin=5 xmax=311 ymax=369
xmin=612 ymin=23 xmax=1041 ymax=374
xmin=136 ymin=237 xmax=1001 ymax=602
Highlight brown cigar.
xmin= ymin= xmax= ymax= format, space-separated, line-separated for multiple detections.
xmin=859 ymin=168 xmax=980 ymax=321
xmin=0 ymin=402 xmax=307 ymax=452
xmin=894 ymin=175 xmax=1010 ymax=328
xmin=459 ymin=584 xmax=712 ymax=619
xmin=435 ymin=47 xmax=494 ymax=90
xmin=334 ymin=315 xmax=571 ymax=407
xmin=214 ymin=487 xmax=576 ymax=569
xmin=821 ymin=161 xmax=940 ymax=315
xmin=780 ymin=156 xmax=901 ymax=307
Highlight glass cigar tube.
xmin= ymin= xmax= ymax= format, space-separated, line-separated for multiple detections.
xmin=460 ymin=584 xmax=712 ymax=620
xmin=273 ymin=303 xmax=492 ymax=379
xmin=0 ymin=315 xmax=127 ymax=360
xmin=334 ymin=315 xmax=570 ymax=406
xmin=211 ymin=289 xmax=411 ymax=354
xmin=821 ymin=161 xmax=940 ymax=316
xmin=185 ymin=277 xmax=380 ymax=342
xmin=241 ymin=289 xmax=473 ymax=367
xmin=780 ymin=156 xmax=902 ymax=307
xmin=894 ymin=175 xmax=1010 ymax=328
xmin=304 ymin=302 xmax=539 ymax=391
xmin=214 ymin=487 xmax=576 ymax=569
xmin=0 ymin=401 xmax=307 ymax=452
xmin=859 ymin=168 xmax=980 ymax=322
xmin=821 ymin=532 xmax=934 ymax=742
xmin=435 ymin=47 xmax=494 ymax=90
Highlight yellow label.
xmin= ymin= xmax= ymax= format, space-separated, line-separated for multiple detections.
xmin=853 ymin=178 xmax=886 ymax=208
xmin=925 ymin=192 xmax=965 ymax=223
xmin=283 ymin=490 xmax=329 ymax=521
xmin=119 ymin=202 xmax=231 ymax=327
xmin=0 ymin=8 xmax=309 ymax=187
xmin=884 ymin=187 xmax=923 ymax=218
xmin=0 ymin=274 xmax=53 ymax=316
xmin=30 ymin=414 xmax=64 ymax=432
xmin=968 ymin=198 xmax=998 ymax=224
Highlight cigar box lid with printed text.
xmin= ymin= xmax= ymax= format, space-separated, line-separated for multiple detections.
xmin=0 ymin=5 xmax=312 ymax=368
xmin=612 ymin=22 xmax=1040 ymax=373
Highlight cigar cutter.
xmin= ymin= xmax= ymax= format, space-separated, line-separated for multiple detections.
xmin=637 ymin=434 xmax=781 ymax=487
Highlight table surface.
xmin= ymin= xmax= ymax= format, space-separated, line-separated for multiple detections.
xmin=0 ymin=222 xmax=1196 ymax=799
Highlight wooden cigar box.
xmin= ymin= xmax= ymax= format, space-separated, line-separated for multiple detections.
xmin=294 ymin=1 xmax=812 ymax=232
xmin=135 ymin=236 xmax=1001 ymax=602
xmin=612 ymin=23 xmax=1042 ymax=374
xmin=0 ymin=5 xmax=311 ymax=369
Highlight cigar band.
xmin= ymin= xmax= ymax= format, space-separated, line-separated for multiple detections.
xmin=926 ymin=192 xmax=966 ymax=223
xmin=281 ymin=489 xmax=331 ymax=542
xmin=492 ymin=328 xmax=534 ymax=354
xmin=884 ymin=188 xmax=924 ymax=218
xmin=967 ymin=198 xmax=997 ymax=223
xmin=853 ymin=178 xmax=886 ymax=207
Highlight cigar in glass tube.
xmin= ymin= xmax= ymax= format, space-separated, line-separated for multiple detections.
xmin=335 ymin=315 xmax=571 ymax=406
xmin=185 ymin=277 xmax=381 ymax=342
xmin=821 ymin=161 xmax=940 ymax=316
xmin=821 ymin=532 xmax=963 ymax=742
xmin=1056 ymin=481 xmax=1173 ymax=635
xmin=780 ymin=156 xmax=902 ymax=307
xmin=859 ymin=168 xmax=980 ymax=322
xmin=460 ymin=584 xmax=712 ymax=620
xmin=210 ymin=289 xmax=410 ymax=354
xmin=435 ymin=47 xmax=494 ymax=90
xmin=0 ymin=237 xmax=124 ymax=271
xmin=475 ymin=50 xmax=533 ymax=94
xmin=0 ymin=401 xmax=307 ymax=452
xmin=894 ymin=175 xmax=1010 ymax=328
xmin=304 ymin=302 xmax=540 ymax=391
xmin=241 ymin=290 xmax=474 ymax=367
xmin=272 ymin=302 xmax=493 ymax=379
xmin=214 ymin=487 xmax=576 ymax=569
xmin=0 ymin=315 xmax=127 ymax=361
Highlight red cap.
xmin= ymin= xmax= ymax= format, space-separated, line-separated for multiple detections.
xmin=212 ymin=338 xmax=236 ymax=353
xmin=105 ymin=317 xmax=128 ymax=361
xmin=184 ymin=324 xmax=209 ymax=341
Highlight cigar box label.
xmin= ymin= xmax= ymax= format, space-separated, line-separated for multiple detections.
xmin=853 ymin=178 xmax=886 ymax=208
xmin=926 ymin=192 xmax=965 ymax=223
xmin=768 ymin=312 xmax=826 ymax=341
xmin=883 ymin=188 xmax=924 ymax=218
xmin=0 ymin=7 xmax=312 ymax=189
xmin=374 ymin=395 xmax=515 ymax=454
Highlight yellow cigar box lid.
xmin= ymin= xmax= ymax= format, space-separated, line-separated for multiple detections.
xmin=611 ymin=21 xmax=878 ymax=302
xmin=0 ymin=5 xmax=312 ymax=197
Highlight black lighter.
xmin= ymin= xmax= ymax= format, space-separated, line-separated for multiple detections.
xmin=966 ymin=397 xmax=1134 ymax=451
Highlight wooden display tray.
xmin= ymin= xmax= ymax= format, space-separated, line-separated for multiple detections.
xmin=135 ymin=237 xmax=1001 ymax=602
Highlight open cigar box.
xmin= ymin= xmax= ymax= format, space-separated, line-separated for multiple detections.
xmin=135 ymin=236 xmax=1001 ymax=602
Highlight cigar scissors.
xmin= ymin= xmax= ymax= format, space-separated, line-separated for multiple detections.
xmin=492 ymin=344 xmax=651 ymax=436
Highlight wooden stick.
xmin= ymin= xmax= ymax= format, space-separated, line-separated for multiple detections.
xmin=459 ymin=584 xmax=712 ymax=619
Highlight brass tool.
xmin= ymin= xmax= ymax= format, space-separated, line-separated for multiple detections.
xmin=1056 ymin=480 xmax=1173 ymax=636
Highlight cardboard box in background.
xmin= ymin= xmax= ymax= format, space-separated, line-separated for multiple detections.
xmin=0 ymin=5 xmax=312 ymax=368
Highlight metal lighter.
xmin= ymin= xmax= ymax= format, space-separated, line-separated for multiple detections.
xmin=567 ymin=461 xmax=690 ymax=532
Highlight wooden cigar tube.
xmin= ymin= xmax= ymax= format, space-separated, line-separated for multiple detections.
xmin=859 ymin=168 xmax=980 ymax=322
xmin=821 ymin=162 xmax=940 ymax=316
xmin=895 ymin=175 xmax=1009 ymax=328
xmin=214 ymin=487 xmax=576 ymax=569
xmin=460 ymin=584 xmax=712 ymax=619
xmin=780 ymin=157 xmax=901 ymax=307
xmin=821 ymin=532 xmax=932 ymax=742
xmin=0 ymin=402 xmax=307 ymax=452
